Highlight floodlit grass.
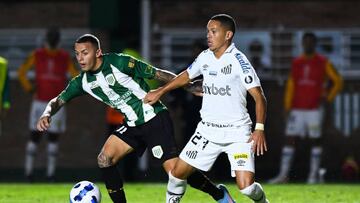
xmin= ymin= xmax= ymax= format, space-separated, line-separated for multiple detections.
xmin=0 ymin=183 xmax=359 ymax=203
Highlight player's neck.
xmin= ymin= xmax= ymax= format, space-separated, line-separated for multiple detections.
xmin=92 ymin=57 xmax=103 ymax=72
xmin=213 ymin=42 xmax=231 ymax=59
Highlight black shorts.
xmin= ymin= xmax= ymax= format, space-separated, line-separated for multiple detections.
xmin=112 ymin=110 xmax=178 ymax=163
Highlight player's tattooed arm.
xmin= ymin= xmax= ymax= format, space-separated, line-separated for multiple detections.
xmin=154 ymin=68 xmax=176 ymax=83
xmin=41 ymin=96 xmax=66 ymax=118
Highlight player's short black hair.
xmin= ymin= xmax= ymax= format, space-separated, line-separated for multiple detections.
xmin=76 ymin=34 xmax=101 ymax=49
xmin=46 ymin=27 xmax=60 ymax=49
xmin=210 ymin=14 xmax=236 ymax=34
xmin=302 ymin=32 xmax=317 ymax=43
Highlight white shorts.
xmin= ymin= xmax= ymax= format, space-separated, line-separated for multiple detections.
xmin=285 ymin=108 xmax=323 ymax=138
xmin=29 ymin=99 xmax=66 ymax=133
xmin=179 ymin=127 xmax=255 ymax=177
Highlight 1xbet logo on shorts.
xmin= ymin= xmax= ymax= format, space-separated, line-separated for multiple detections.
xmin=203 ymin=83 xmax=231 ymax=96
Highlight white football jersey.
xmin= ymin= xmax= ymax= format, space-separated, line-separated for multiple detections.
xmin=187 ymin=43 xmax=261 ymax=127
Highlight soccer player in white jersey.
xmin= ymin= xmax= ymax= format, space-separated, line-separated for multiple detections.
xmin=144 ymin=14 xmax=269 ymax=203
xmin=37 ymin=34 xmax=235 ymax=203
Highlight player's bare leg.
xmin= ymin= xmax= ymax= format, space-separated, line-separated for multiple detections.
xmin=236 ymin=170 xmax=268 ymax=203
xmin=98 ymin=134 xmax=134 ymax=203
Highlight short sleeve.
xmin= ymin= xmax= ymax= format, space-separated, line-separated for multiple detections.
xmin=114 ymin=54 xmax=156 ymax=79
xmin=186 ymin=55 xmax=202 ymax=79
xmin=58 ymin=74 xmax=86 ymax=102
xmin=235 ymin=53 xmax=261 ymax=90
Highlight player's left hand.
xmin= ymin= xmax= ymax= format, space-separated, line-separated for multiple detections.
xmin=143 ymin=87 xmax=163 ymax=105
xmin=248 ymin=130 xmax=267 ymax=156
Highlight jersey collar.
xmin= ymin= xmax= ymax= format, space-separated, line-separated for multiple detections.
xmin=224 ymin=43 xmax=236 ymax=54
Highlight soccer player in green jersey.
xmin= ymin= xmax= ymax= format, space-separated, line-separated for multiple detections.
xmin=37 ymin=34 xmax=233 ymax=203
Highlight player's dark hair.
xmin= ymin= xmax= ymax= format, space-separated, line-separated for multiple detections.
xmin=76 ymin=34 xmax=101 ymax=49
xmin=210 ymin=14 xmax=236 ymax=35
xmin=46 ymin=27 xmax=60 ymax=49
xmin=302 ymin=32 xmax=317 ymax=43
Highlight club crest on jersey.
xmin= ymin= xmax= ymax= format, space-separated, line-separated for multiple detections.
xmin=221 ymin=64 xmax=232 ymax=75
xmin=105 ymin=74 xmax=116 ymax=86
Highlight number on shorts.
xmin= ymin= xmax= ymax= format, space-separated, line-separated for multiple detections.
xmin=191 ymin=133 xmax=202 ymax=145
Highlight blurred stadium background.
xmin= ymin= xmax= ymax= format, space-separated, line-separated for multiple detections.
xmin=0 ymin=0 xmax=359 ymax=185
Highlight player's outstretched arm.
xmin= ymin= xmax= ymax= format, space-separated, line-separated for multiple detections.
xmin=37 ymin=96 xmax=65 ymax=131
xmin=154 ymin=68 xmax=177 ymax=83
xmin=144 ymin=70 xmax=191 ymax=105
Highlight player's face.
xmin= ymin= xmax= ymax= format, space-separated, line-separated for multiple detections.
xmin=74 ymin=42 xmax=102 ymax=72
xmin=207 ymin=20 xmax=233 ymax=57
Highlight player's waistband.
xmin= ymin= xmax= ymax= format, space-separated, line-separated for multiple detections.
xmin=201 ymin=121 xmax=235 ymax=128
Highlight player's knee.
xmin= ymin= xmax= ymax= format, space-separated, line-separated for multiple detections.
xmin=97 ymin=152 xmax=114 ymax=168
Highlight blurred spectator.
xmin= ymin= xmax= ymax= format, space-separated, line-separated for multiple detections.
xmin=268 ymin=32 xmax=343 ymax=184
xmin=0 ymin=56 xmax=10 ymax=135
xmin=18 ymin=27 xmax=78 ymax=182
xmin=248 ymin=39 xmax=270 ymax=73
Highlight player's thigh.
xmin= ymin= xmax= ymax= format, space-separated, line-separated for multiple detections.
xmin=179 ymin=132 xmax=221 ymax=172
xmin=144 ymin=111 xmax=178 ymax=163
xmin=101 ymin=134 xmax=134 ymax=164
xmin=285 ymin=110 xmax=306 ymax=137
xmin=306 ymin=109 xmax=323 ymax=138
xmin=225 ymin=142 xmax=255 ymax=177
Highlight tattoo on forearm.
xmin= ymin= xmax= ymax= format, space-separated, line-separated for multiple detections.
xmin=154 ymin=69 xmax=176 ymax=83
xmin=43 ymin=97 xmax=65 ymax=117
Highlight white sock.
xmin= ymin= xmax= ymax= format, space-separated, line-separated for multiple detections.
xmin=278 ymin=146 xmax=294 ymax=177
xmin=47 ymin=142 xmax=58 ymax=177
xmin=308 ymin=146 xmax=322 ymax=180
xmin=25 ymin=141 xmax=37 ymax=176
xmin=240 ymin=182 xmax=267 ymax=203
xmin=166 ymin=171 xmax=187 ymax=203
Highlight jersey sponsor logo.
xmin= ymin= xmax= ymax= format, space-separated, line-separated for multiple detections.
xmin=152 ymin=145 xmax=163 ymax=159
xmin=234 ymin=153 xmax=248 ymax=159
xmin=209 ymin=71 xmax=217 ymax=76
xmin=90 ymin=81 xmax=99 ymax=89
xmin=245 ymin=75 xmax=253 ymax=84
xmin=185 ymin=150 xmax=198 ymax=159
xmin=221 ymin=64 xmax=232 ymax=75
xmin=235 ymin=53 xmax=251 ymax=74
xmin=203 ymin=83 xmax=231 ymax=96
xmin=105 ymin=74 xmax=116 ymax=86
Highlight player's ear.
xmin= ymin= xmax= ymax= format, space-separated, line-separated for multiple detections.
xmin=225 ymin=31 xmax=233 ymax=41
xmin=96 ymin=49 xmax=102 ymax=57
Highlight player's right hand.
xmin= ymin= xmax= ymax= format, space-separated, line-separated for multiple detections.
xmin=37 ymin=116 xmax=51 ymax=132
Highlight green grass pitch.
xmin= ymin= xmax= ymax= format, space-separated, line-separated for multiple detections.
xmin=0 ymin=183 xmax=359 ymax=203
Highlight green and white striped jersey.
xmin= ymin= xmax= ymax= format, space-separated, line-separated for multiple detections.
xmin=59 ymin=53 xmax=166 ymax=126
